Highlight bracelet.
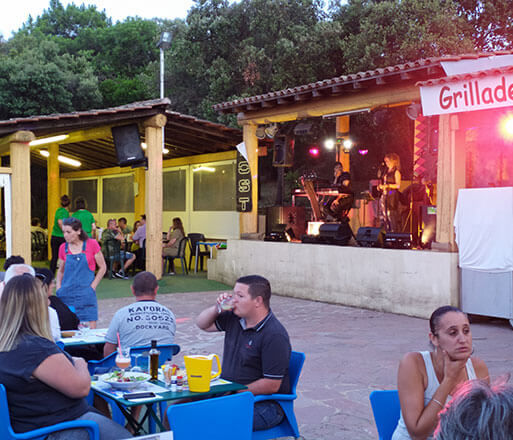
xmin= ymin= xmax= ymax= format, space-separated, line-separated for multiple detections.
xmin=432 ymin=398 xmax=444 ymax=408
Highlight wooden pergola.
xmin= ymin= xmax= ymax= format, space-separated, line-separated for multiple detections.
xmin=0 ymin=98 xmax=241 ymax=276
xmin=214 ymin=51 xmax=513 ymax=249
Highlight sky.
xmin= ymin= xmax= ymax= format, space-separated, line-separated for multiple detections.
xmin=0 ymin=0 xmax=198 ymax=39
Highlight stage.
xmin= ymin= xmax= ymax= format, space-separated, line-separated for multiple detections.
xmin=208 ymin=239 xmax=458 ymax=319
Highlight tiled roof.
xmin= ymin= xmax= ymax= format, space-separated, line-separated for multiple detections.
xmin=214 ymin=50 xmax=513 ymax=114
xmin=416 ymin=65 xmax=513 ymax=87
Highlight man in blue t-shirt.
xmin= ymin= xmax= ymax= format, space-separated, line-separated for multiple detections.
xmin=196 ymin=275 xmax=291 ymax=431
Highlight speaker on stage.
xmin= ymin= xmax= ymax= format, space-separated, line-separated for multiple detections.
xmin=356 ymin=227 xmax=384 ymax=247
xmin=111 ymin=124 xmax=145 ymax=167
xmin=384 ymin=232 xmax=412 ymax=249
xmin=319 ymin=221 xmax=352 ymax=246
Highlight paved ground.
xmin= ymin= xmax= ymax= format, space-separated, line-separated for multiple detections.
xmin=97 ymin=290 xmax=513 ymax=440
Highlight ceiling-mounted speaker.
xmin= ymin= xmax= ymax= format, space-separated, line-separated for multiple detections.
xmin=111 ymin=124 xmax=145 ymax=167
xmin=406 ymin=103 xmax=422 ymax=120
xmin=256 ymin=126 xmax=266 ymax=140
xmin=264 ymin=123 xmax=279 ymax=138
xmin=294 ymin=121 xmax=315 ymax=136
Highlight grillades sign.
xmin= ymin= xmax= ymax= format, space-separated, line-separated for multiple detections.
xmin=420 ymin=72 xmax=513 ymax=116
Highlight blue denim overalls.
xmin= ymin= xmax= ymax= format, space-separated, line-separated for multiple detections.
xmin=56 ymin=240 xmax=98 ymax=321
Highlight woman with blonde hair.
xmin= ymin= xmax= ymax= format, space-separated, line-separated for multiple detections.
xmin=162 ymin=217 xmax=185 ymax=275
xmin=0 ymin=274 xmax=130 ymax=439
xmin=377 ymin=152 xmax=402 ymax=231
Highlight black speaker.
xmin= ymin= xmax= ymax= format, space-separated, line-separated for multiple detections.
xmin=384 ymin=232 xmax=412 ymax=249
xmin=356 ymin=227 xmax=384 ymax=247
xmin=319 ymin=222 xmax=352 ymax=246
xmin=111 ymin=124 xmax=145 ymax=167
xmin=273 ymin=135 xmax=294 ymax=167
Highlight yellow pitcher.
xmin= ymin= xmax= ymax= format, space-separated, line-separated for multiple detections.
xmin=184 ymin=354 xmax=221 ymax=392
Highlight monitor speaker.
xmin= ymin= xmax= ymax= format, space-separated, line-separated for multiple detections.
xmin=356 ymin=227 xmax=384 ymax=247
xmin=319 ymin=221 xmax=352 ymax=246
xmin=111 ymin=124 xmax=145 ymax=167
xmin=273 ymin=135 xmax=294 ymax=167
xmin=384 ymin=232 xmax=413 ymax=249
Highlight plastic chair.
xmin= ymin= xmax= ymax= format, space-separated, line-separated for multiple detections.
xmin=104 ymin=239 xmax=126 ymax=279
xmin=369 ymin=390 xmax=401 ymax=440
xmin=0 ymin=384 xmax=99 ymax=440
xmin=167 ymin=391 xmax=254 ymax=440
xmin=187 ymin=233 xmax=210 ymax=271
xmin=31 ymin=231 xmax=48 ymax=261
xmin=163 ymin=237 xmax=189 ymax=275
xmin=252 ymin=351 xmax=305 ymax=440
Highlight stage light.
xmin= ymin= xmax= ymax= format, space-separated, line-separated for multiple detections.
xmin=308 ymin=146 xmax=320 ymax=157
xmin=358 ymin=149 xmax=369 ymax=155
xmin=499 ymin=114 xmax=513 ymax=141
xmin=343 ymin=139 xmax=353 ymax=151
xmin=324 ymin=138 xmax=335 ymax=150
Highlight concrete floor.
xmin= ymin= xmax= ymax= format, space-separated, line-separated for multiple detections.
xmin=97 ymin=290 xmax=513 ymax=440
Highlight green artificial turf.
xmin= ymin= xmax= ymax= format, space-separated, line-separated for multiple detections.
xmin=0 ymin=258 xmax=230 ymax=300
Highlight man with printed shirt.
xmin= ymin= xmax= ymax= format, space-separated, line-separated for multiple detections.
xmin=196 ymin=275 xmax=291 ymax=431
xmin=104 ymin=271 xmax=175 ymax=356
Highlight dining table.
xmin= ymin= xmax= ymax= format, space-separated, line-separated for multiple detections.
xmin=60 ymin=328 xmax=108 ymax=347
xmin=194 ymin=241 xmax=219 ymax=273
xmin=92 ymin=375 xmax=247 ymax=435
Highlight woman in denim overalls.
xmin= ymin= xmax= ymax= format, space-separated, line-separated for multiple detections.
xmin=56 ymin=217 xmax=106 ymax=329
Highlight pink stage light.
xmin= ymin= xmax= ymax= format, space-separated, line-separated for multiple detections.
xmin=499 ymin=114 xmax=513 ymax=141
xmin=358 ymin=149 xmax=369 ymax=155
xmin=309 ymin=146 xmax=320 ymax=157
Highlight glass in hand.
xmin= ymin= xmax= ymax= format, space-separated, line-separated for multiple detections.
xmin=217 ymin=293 xmax=234 ymax=313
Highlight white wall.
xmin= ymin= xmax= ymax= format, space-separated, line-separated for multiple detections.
xmin=208 ymin=240 xmax=459 ymax=318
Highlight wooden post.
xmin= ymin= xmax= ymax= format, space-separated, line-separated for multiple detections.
xmin=143 ymin=115 xmax=166 ymax=279
xmin=134 ymin=167 xmax=146 ymax=220
xmin=47 ymin=143 xmax=60 ymax=258
xmin=240 ymin=124 xmax=258 ymax=235
xmin=336 ymin=116 xmax=350 ymax=172
xmin=434 ymin=114 xmax=464 ymax=250
xmin=9 ymin=132 xmax=34 ymax=262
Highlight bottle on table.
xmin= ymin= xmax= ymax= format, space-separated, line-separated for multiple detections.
xmin=149 ymin=340 xmax=160 ymax=380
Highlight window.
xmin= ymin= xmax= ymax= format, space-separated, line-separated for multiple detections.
xmin=163 ymin=169 xmax=186 ymax=211
xmin=193 ymin=163 xmax=236 ymax=211
xmin=103 ymin=175 xmax=134 ymax=213
xmin=69 ymin=179 xmax=97 ymax=212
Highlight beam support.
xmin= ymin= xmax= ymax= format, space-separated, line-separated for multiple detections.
xmin=143 ymin=114 xmax=166 ymax=279
xmin=47 ymin=143 xmax=60 ymax=258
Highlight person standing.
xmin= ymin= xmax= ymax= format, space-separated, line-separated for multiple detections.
xmin=50 ymin=195 xmax=70 ymax=273
xmin=56 ymin=217 xmax=106 ymax=329
xmin=196 ymin=275 xmax=291 ymax=431
xmin=378 ymin=153 xmax=402 ymax=232
xmin=72 ymin=197 xmax=96 ymax=238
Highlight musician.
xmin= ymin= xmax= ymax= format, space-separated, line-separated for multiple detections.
xmin=378 ymin=153 xmax=402 ymax=231
xmin=326 ymin=162 xmax=353 ymax=220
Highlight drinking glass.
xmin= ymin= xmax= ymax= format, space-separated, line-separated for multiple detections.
xmin=218 ymin=294 xmax=234 ymax=312
xmin=131 ymin=352 xmax=143 ymax=372
xmin=115 ymin=348 xmax=131 ymax=373
xmin=77 ymin=321 xmax=90 ymax=337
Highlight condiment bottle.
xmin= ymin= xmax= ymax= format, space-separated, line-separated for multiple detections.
xmin=149 ymin=340 xmax=160 ymax=380
xmin=177 ymin=375 xmax=184 ymax=391
xmin=171 ymin=375 xmax=177 ymax=392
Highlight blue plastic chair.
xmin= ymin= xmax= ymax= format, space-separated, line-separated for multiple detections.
xmin=167 ymin=392 xmax=254 ymax=440
xmin=369 ymin=390 xmax=401 ymax=440
xmin=252 ymin=350 xmax=305 ymax=440
xmin=0 ymin=384 xmax=99 ymax=440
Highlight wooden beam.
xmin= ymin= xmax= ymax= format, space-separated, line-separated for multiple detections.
xmin=239 ymin=124 xmax=258 ymax=235
xmin=47 ymin=143 xmax=60 ymax=259
xmin=0 ymin=131 xmax=34 ymax=155
xmin=10 ymin=138 xmax=32 ymax=262
xmin=236 ymin=83 xmax=420 ymax=125
xmin=143 ymin=114 xmax=166 ymax=279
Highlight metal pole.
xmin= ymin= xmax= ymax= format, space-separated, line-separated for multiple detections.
xmin=160 ymin=47 xmax=165 ymax=150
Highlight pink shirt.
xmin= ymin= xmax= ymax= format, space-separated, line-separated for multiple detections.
xmin=58 ymin=239 xmax=101 ymax=272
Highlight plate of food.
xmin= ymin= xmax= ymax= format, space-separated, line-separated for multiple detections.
xmin=100 ymin=371 xmax=151 ymax=390
xmin=61 ymin=330 xmax=76 ymax=338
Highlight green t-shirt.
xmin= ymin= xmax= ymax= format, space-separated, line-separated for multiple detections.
xmin=72 ymin=209 xmax=95 ymax=237
xmin=51 ymin=207 xmax=69 ymax=238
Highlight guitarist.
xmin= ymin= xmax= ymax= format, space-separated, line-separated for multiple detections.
xmin=377 ymin=153 xmax=402 ymax=231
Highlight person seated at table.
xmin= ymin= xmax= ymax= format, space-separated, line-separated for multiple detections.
xmin=162 ymin=217 xmax=185 ymax=275
xmin=196 ymin=274 xmax=291 ymax=431
xmin=3 ymin=264 xmax=61 ymax=343
xmin=103 ymin=271 xmax=176 ymax=357
xmin=0 ymin=274 xmax=131 ymax=439
xmin=117 ymin=217 xmax=132 ymax=236
xmin=391 ymin=306 xmax=490 ymax=440
xmin=101 ymin=219 xmax=136 ymax=279
xmin=0 ymin=254 xmax=24 ymax=281
xmin=31 ymin=217 xmax=48 ymax=238
xmin=434 ymin=378 xmax=513 ymax=440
